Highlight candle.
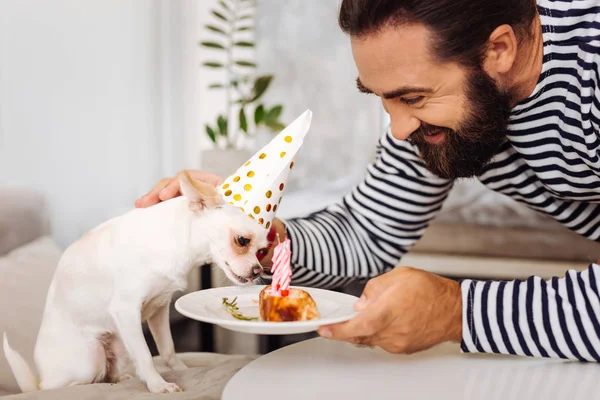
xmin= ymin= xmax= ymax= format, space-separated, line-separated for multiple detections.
xmin=269 ymin=237 xmax=292 ymax=296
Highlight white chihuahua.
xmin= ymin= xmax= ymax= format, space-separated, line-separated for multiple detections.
xmin=3 ymin=171 xmax=268 ymax=393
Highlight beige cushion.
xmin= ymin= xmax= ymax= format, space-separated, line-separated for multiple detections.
xmin=413 ymin=179 xmax=600 ymax=262
xmin=0 ymin=352 xmax=257 ymax=400
xmin=0 ymin=236 xmax=62 ymax=394
xmin=0 ymin=189 xmax=50 ymax=257
xmin=414 ymin=221 xmax=600 ymax=263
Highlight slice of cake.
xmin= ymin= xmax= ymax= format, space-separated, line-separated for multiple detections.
xmin=258 ymin=237 xmax=320 ymax=322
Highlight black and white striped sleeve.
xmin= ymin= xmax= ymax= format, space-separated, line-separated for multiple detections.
xmin=283 ymin=129 xmax=453 ymax=289
xmin=461 ymin=263 xmax=600 ymax=362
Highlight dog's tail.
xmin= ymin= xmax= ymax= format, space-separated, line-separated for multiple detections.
xmin=3 ymin=333 xmax=39 ymax=392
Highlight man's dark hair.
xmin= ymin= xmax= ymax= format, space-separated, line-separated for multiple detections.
xmin=338 ymin=0 xmax=538 ymax=67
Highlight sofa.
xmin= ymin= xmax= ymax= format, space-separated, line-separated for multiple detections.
xmin=0 ymin=188 xmax=256 ymax=399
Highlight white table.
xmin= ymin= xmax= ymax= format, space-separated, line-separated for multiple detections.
xmin=222 ymin=337 xmax=600 ymax=400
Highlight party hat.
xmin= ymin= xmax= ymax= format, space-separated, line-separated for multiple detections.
xmin=217 ymin=109 xmax=313 ymax=230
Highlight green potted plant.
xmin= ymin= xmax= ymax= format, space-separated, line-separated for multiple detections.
xmin=200 ymin=0 xmax=286 ymax=177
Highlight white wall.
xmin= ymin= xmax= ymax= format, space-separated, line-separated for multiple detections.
xmin=0 ymin=0 xmax=189 ymax=248
xmin=0 ymin=0 xmax=384 ymax=249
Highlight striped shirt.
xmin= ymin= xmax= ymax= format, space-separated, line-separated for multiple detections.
xmin=284 ymin=0 xmax=600 ymax=361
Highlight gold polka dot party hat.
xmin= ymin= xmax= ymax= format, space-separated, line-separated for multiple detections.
xmin=217 ymin=109 xmax=313 ymax=229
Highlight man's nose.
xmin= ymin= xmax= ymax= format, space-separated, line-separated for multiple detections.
xmin=389 ymin=109 xmax=421 ymax=141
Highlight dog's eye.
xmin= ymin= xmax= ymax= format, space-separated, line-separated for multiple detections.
xmin=236 ymin=236 xmax=251 ymax=247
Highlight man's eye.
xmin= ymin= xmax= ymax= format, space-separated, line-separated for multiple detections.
xmin=236 ymin=236 xmax=251 ymax=247
xmin=400 ymin=96 xmax=424 ymax=105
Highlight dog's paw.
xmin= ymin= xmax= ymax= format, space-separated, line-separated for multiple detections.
xmin=148 ymin=380 xmax=183 ymax=393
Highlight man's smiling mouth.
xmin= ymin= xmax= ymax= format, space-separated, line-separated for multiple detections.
xmin=423 ymin=130 xmax=445 ymax=144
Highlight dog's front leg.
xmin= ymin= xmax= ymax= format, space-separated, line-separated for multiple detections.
xmin=147 ymin=303 xmax=187 ymax=371
xmin=110 ymin=303 xmax=182 ymax=393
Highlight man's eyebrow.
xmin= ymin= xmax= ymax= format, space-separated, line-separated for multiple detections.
xmin=356 ymin=77 xmax=373 ymax=94
xmin=356 ymin=77 xmax=433 ymax=99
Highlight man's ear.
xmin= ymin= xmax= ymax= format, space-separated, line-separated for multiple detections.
xmin=482 ymin=24 xmax=518 ymax=78
xmin=179 ymin=170 xmax=224 ymax=211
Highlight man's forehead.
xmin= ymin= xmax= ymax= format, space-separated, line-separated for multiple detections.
xmin=350 ymin=24 xmax=448 ymax=96
xmin=349 ymin=22 xmax=434 ymax=64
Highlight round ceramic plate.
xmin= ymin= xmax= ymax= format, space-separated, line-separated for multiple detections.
xmin=174 ymin=285 xmax=358 ymax=335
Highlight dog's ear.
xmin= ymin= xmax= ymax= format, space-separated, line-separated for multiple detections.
xmin=179 ymin=170 xmax=224 ymax=211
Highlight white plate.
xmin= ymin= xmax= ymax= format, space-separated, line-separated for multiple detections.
xmin=174 ymin=285 xmax=358 ymax=335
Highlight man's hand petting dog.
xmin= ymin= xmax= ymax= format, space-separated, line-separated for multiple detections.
xmin=136 ymin=170 xmax=223 ymax=208
xmin=3 ymin=171 xmax=268 ymax=394
xmin=317 ymin=267 xmax=462 ymax=354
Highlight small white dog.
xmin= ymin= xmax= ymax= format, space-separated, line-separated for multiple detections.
xmin=3 ymin=171 xmax=268 ymax=393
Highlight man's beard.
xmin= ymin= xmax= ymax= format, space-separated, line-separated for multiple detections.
xmin=407 ymin=67 xmax=513 ymax=180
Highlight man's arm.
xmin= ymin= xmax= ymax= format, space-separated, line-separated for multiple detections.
xmin=461 ymin=263 xmax=600 ymax=361
xmin=270 ymin=128 xmax=454 ymax=289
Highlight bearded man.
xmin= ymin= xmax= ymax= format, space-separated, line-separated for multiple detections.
xmin=139 ymin=0 xmax=600 ymax=361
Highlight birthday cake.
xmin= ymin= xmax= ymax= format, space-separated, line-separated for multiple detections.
xmin=259 ymin=237 xmax=320 ymax=322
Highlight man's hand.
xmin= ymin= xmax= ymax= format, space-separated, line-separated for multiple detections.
xmin=317 ymin=267 xmax=462 ymax=354
xmin=135 ymin=170 xmax=223 ymax=208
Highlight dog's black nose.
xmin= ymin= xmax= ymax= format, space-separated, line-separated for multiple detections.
xmin=252 ymin=265 xmax=264 ymax=275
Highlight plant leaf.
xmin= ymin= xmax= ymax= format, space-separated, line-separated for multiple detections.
xmin=209 ymin=83 xmax=224 ymax=89
xmin=211 ymin=10 xmax=228 ymax=22
xmin=205 ymin=24 xmax=227 ymax=35
xmin=249 ymin=75 xmax=273 ymax=102
xmin=200 ymin=41 xmax=226 ymax=50
xmin=234 ymin=41 xmax=254 ymax=47
xmin=235 ymin=60 xmax=257 ymax=68
xmin=254 ymin=104 xmax=265 ymax=125
xmin=236 ymin=26 xmax=254 ymax=32
xmin=239 ymin=108 xmax=248 ymax=133
xmin=265 ymin=120 xmax=286 ymax=132
xmin=218 ymin=0 xmax=231 ymax=12
xmin=266 ymin=105 xmax=283 ymax=121
xmin=237 ymin=14 xmax=254 ymax=22
xmin=203 ymin=61 xmax=224 ymax=68
xmin=206 ymin=125 xmax=217 ymax=143
xmin=217 ymin=115 xmax=228 ymax=136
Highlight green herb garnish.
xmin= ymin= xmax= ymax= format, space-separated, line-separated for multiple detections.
xmin=222 ymin=296 xmax=259 ymax=321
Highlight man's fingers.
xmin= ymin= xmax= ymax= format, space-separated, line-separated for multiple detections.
xmin=352 ymin=277 xmax=388 ymax=312
xmin=187 ymin=170 xmax=224 ymax=187
xmin=138 ymin=178 xmax=172 ymax=207
xmin=318 ymin=315 xmax=377 ymax=341
xmin=158 ymin=177 xmax=182 ymax=201
xmin=354 ymin=295 xmax=368 ymax=311
xmin=136 ymin=170 xmax=224 ymax=209
xmin=318 ymin=300 xmax=392 ymax=341
xmin=349 ymin=335 xmax=375 ymax=348
xmin=156 ymin=171 xmax=223 ymax=201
